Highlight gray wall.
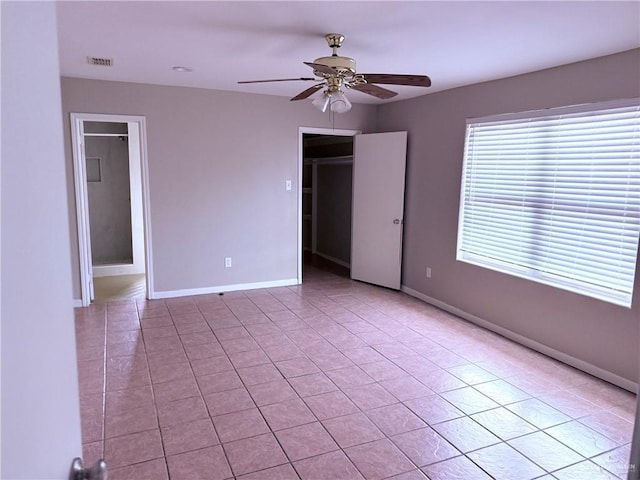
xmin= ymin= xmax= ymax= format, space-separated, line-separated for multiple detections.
xmin=61 ymin=78 xmax=377 ymax=296
xmin=378 ymin=49 xmax=640 ymax=385
xmin=85 ymin=135 xmax=133 ymax=265
xmin=1 ymin=2 xmax=82 ymax=478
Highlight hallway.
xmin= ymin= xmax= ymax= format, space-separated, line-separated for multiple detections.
xmin=75 ymin=267 xmax=635 ymax=479
xmin=93 ymin=273 xmax=146 ymax=303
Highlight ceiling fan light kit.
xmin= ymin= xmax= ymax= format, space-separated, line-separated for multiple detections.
xmin=327 ymin=90 xmax=352 ymax=113
xmin=238 ymin=33 xmax=431 ymax=114
xmin=312 ymin=92 xmax=330 ymax=112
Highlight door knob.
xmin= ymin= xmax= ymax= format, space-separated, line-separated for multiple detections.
xmin=69 ymin=458 xmax=107 ymax=480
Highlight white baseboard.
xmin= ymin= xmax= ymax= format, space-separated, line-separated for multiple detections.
xmin=314 ymin=251 xmax=350 ymax=269
xmin=401 ymin=285 xmax=638 ymax=393
xmin=72 ymin=299 xmax=84 ymax=308
xmin=153 ymin=278 xmax=299 ymax=300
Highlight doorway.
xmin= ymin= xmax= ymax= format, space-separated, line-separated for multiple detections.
xmin=298 ymin=127 xmax=359 ymax=282
xmin=71 ymin=113 xmax=153 ymax=305
xmin=298 ymin=128 xmax=408 ymax=289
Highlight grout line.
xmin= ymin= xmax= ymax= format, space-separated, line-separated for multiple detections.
xmin=136 ymin=300 xmax=171 ymax=479
xmin=193 ymin=300 xmax=243 ymax=478
xmin=99 ymin=306 xmax=108 ymax=461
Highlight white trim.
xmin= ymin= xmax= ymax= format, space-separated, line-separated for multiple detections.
xmin=298 ymin=127 xmax=362 ymax=136
xmin=72 ymin=299 xmax=84 ymax=308
xmin=298 ymin=126 xmax=360 ymax=283
xmin=70 ymin=115 xmax=92 ymax=306
xmin=138 ymin=117 xmax=155 ymax=299
xmin=70 ymin=113 xmax=154 ymax=305
xmin=153 ymin=278 xmax=298 ymax=299
xmin=314 ymin=251 xmax=350 ymax=269
xmin=127 ymin=121 xmax=146 ymax=276
xmin=400 ymin=285 xmax=638 ymax=393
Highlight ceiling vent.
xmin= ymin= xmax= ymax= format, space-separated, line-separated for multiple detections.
xmin=87 ymin=56 xmax=113 ymax=67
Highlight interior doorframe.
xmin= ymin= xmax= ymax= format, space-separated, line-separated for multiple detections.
xmin=297 ymin=126 xmax=360 ymax=283
xmin=71 ymin=112 xmax=154 ymax=306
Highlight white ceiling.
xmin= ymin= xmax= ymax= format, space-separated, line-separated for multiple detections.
xmin=56 ymin=1 xmax=640 ymax=105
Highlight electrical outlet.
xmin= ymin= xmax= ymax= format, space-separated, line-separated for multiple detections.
xmin=225 ymin=257 xmax=232 ymax=268
xmin=426 ymin=267 xmax=432 ymax=278
xmin=285 ymin=180 xmax=292 ymax=191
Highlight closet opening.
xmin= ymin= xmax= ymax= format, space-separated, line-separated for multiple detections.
xmin=301 ymin=131 xmax=356 ymax=281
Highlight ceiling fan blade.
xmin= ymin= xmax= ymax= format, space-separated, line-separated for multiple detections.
xmin=361 ymin=74 xmax=431 ymax=87
xmin=290 ymin=83 xmax=325 ymax=101
xmin=350 ymin=83 xmax=398 ymax=100
xmin=304 ymin=62 xmax=337 ymax=76
xmin=238 ymin=77 xmax=316 ymax=84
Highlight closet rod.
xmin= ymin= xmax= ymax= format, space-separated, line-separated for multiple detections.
xmin=83 ymin=133 xmax=128 ymax=137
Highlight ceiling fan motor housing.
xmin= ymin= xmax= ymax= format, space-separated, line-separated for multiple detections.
xmin=312 ymin=55 xmax=356 ymax=77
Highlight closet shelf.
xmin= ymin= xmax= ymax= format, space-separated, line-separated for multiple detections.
xmin=304 ymin=155 xmax=353 ymax=165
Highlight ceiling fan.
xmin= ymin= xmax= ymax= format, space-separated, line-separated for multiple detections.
xmin=238 ymin=33 xmax=431 ymax=113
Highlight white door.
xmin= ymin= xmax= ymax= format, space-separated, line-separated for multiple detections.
xmin=351 ymin=131 xmax=407 ymax=290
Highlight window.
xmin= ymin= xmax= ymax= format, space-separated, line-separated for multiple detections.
xmin=457 ymin=99 xmax=640 ymax=307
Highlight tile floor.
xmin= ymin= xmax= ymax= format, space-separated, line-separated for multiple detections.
xmin=75 ymin=266 xmax=637 ymax=479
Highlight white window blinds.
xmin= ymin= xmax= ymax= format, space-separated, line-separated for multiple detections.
xmin=457 ymin=99 xmax=640 ymax=307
